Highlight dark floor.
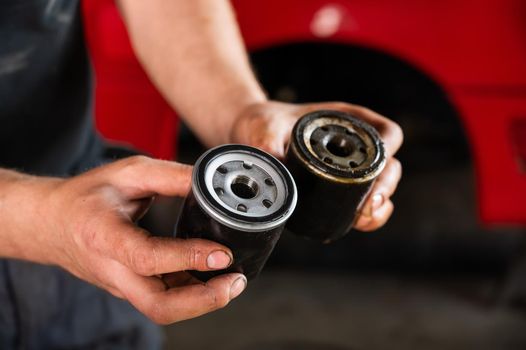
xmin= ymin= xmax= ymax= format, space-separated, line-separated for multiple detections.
xmin=163 ymin=270 xmax=526 ymax=350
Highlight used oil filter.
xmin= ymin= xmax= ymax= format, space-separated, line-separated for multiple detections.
xmin=285 ymin=110 xmax=386 ymax=243
xmin=175 ymin=144 xmax=297 ymax=281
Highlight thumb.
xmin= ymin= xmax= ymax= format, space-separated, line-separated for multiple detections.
xmin=108 ymin=156 xmax=193 ymax=199
xmin=264 ymin=116 xmax=297 ymax=159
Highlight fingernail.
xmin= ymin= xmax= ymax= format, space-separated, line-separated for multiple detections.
xmin=229 ymin=276 xmax=247 ymax=300
xmin=371 ymin=194 xmax=384 ymax=213
xmin=207 ymin=250 xmax=232 ymax=269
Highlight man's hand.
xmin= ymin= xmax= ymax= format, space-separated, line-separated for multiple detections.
xmin=231 ymin=101 xmax=403 ymax=232
xmin=0 ymin=156 xmax=247 ymax=324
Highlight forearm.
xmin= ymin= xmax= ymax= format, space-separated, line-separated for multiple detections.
xmin=0 ymin=169 xmax=58 ymax=263
xmin=118 ymin=0 xmax=267 ymax=146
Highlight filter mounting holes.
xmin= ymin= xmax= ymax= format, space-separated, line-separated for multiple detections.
xmin=265 ymin=178 xmax=275 ymax=186
xmin=262 ymin=199 xmax=273 ymax=208
xmin=231 ymin=175 xmax=259 ymax=199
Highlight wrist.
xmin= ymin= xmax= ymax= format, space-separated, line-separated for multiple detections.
xmin=174 ymin=64 xmax=268 ymax=147
xmin=228 ymin=98 xmax=268 ymax=142
xmin=214 ymin=84 xmax=267 ymax=146
xmin=0 ymin=170 xmax=63 ymax=264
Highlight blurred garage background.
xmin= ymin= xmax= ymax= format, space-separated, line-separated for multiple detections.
xmin=83 ymin=1 xmax=526 ymax=349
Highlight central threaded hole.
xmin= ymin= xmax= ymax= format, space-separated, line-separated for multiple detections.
xmin=230 ymin=175 xmax=259 ymax=199
xmin=326 ymin=134 xmax=354 ymax=158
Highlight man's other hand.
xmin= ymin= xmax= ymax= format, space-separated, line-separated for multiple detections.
xmin=231 ymin=101 xmax=403 ymax=232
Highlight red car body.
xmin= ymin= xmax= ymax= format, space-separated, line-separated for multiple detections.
xmin=82 ymin=0 xmax=526 ymax=225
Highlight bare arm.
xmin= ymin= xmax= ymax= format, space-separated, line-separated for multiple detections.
xmin=0 ymin=169 xmax=46 ymax=262
xmin=117 ymin=0 xmax=267 ymax=146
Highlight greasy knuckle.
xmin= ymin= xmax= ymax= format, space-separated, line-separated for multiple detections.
xmin=183 ymin=243 xmax=205 ymax=270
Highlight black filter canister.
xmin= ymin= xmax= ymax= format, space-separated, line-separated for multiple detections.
xmin=285 ymin=110 xmax=386 ymax=243
xmin=175 ymin=144 xmax=297 ymax=281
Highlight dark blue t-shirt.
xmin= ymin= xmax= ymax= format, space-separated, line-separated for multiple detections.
xmin=0 ymin=2 xmax=160 ymax=349
xmin=0 ymin=0 xmax=98 ymax=176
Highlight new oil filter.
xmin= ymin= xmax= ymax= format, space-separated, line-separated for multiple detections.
xmin=175 ymin=144 xmax=297 ymax=281
xmin=285 ymin=110 xmax=386 ymax=243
